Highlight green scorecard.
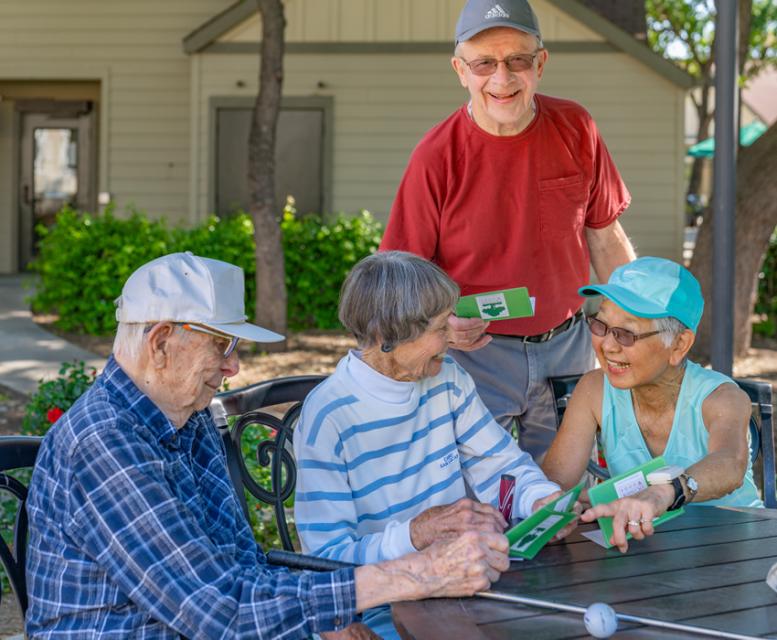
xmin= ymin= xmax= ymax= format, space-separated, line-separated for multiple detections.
xmin=455 ymin=287 xmax=534 ymax=321
xmin=586 ymin=456 xmax=684 ymax=549
xmin=505 ymin=483 xmax=583 ymax=560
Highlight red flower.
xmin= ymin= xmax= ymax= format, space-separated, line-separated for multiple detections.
xmin=46 ymin=407 xmax=64 ymax=423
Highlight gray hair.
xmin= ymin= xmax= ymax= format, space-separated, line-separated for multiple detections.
xmin=113 ymin=322 xmax=192 ymax=362
xmin=113 ymin=322 xmax=148 ymax=361
xmin=339 ymin=251 xmax=459 ymax=350
xmin=655 ymin=316 xmax=689 ymax=347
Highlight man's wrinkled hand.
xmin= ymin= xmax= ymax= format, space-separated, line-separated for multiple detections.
xmin=410 ymin=498 xmax=507 ymax=550
xmin=420 ymin=531 xmax=509 ymax=598
xmin=447 ymin=315 xmax=492 ymax=351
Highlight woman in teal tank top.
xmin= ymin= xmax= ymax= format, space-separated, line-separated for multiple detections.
xmin=543 ymin=257 xmax=764 ymax=553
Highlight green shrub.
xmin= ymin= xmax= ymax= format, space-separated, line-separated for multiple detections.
xmin=30 ymin=205 xmax=172 ymax=334
xmin=30 ymin=204 xmax=382 ymax=335
xmin=282 ymin=204 xmax=383 ymax=329
xmin=22 ymin=361 xmax=97 ymax=436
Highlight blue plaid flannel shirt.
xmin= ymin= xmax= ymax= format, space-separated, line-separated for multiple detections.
xmin=25 ymin=356 xmax=357 ymax=638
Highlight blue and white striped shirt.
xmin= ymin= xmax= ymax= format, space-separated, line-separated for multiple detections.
xmin=26 ymin=356 xmax=357 ymax=639
xmin=294 ymin=352 xmax=558 ymax=564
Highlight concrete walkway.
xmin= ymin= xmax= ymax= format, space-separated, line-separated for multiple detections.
xmin=0 ymin=275 xmax=105 ymax=396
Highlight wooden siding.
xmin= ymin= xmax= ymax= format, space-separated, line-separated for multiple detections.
xmin=220 ymin=0 xmax=604 ymax=44
xmin=0 ymin=0 xmax=233 ymax=229
xmin=196 ymin=49 xmax=684 ymax=261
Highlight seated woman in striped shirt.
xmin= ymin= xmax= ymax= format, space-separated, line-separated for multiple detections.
xmin=294 ymin=250 xmax=576 ymax=640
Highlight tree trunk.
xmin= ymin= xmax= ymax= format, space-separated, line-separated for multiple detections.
xmin=687 ymin=91 xmax=713 ymax=201
xmin=248 ymin=0 xmax=287 ymax=351
xmin=689 ymin=122 xmax=777 ymax=361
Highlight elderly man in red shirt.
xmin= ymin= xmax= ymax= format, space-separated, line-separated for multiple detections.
xmin=381 ymin=0 xmax=636 ymax=460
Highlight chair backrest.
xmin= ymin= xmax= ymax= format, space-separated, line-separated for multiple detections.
xmin=0 ymin=435 xmax=43 ymax=615
xmin=548 ymin=374 xmax=777 ymax=507
xmin=209 ymin=375 xmax=327 ymax=551
xmin=733 ymin=377 xmax=776 ymax=508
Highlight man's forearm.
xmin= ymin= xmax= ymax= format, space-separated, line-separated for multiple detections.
xmin=586 ymin=221 xmax=636 ymax=282
xmin=354 ymin=555 xmax=429 ymax=611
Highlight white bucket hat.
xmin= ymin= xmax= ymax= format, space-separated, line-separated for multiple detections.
xmin=115 ymin=252 xmax=284 ymax=343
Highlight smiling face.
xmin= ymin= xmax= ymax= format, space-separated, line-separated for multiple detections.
xmin=381 ymin=310 xmax=453 ymax=382
xmin=591 ymin=300 xmax=683 ymax=390
xmin=451 ymin=27 xmax=547 ymax=136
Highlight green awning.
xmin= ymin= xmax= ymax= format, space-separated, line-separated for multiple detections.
xmin=687 ymin=121 xmax=767 ymax=157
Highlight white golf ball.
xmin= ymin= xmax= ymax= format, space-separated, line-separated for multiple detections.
xmin=584 ymin=602 xmax=618 ymax=638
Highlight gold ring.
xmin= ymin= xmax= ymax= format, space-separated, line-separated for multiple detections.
xmin=627 ymin=520 xmax=640 ymax=527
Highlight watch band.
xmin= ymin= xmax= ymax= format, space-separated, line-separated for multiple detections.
xmin=668 ymin=476 xmax=686 ymax=511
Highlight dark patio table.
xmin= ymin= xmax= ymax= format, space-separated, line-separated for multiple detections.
xmin=391 ymin=506 xmax=777 ymax=639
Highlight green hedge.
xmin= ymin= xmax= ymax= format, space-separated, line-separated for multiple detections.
xmin=30 ymin=204 xmax=382 ymax=335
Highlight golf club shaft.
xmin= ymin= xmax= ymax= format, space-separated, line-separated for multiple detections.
xmin=267 ymin=551 xmax=761 ymax=640
xmin=477 ymin=591 xmax=762 ymax=640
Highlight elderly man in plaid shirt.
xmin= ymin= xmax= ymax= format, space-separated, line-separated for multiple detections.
xmin=25 ymin=252 xmax=509 ymax=639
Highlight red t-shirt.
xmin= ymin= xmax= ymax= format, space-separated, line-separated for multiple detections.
xmin=380 ymin=94 xmax=631 ymax=336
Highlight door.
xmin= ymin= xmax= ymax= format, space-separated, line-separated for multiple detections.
xmin=215 ymin=103 xmax=327 ymax=217
xmin=18 ymin=103 xmax=96 ymax=266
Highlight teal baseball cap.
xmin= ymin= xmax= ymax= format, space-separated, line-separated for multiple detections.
xmin=578 ymin=257 xmax=704 ymax=332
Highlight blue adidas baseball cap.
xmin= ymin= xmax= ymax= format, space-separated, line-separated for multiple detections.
xmin=578 ymin=257 xmax=704 ymax=332
xmin=455 ymin=0 xmax=542 ymax=46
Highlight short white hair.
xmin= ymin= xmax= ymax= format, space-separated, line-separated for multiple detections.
xmin=654 ymin=316 xmax=689 ymax=347
xmin=112 ymin=322 xmax=148 ymax=361
xmin=113 ymin=322 xmax=195 ymax=362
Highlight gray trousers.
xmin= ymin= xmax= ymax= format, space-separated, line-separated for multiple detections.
xmin=450 ymin=319 xmax=595 ymax=462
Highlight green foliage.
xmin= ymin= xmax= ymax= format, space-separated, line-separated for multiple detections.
xmin=646 ymin=0 xmax=777 ymax=81
xmin=238 ymin=422 xmax=299 ymax=550
xmin=22 ymin=361 xmax=97 ymax=436
xmin=30 ymin=205 xmax=172 ymax=334
xmin=281 ymin=203 xmax=383 ymax=329
xmin=31 ymin=204 xmax=382 ymax=335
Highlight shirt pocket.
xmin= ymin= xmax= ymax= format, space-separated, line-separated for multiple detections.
xmin=538 ymin=174 xmax=588 ymax=240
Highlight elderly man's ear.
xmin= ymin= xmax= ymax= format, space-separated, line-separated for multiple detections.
xmin=146 ymin=323 xmax=176 ymax=368
xmin=669 ymin=329 xmax=695 ymax=366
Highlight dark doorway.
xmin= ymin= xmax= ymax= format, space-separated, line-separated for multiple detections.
xmin=212 ymin=97 xmax=332 ymax=217
xmin=17 ymin=101 xmax=96 ymax=267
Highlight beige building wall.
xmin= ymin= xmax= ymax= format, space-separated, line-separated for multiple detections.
xmin=0 ymin=0 xmax=233 ymax=273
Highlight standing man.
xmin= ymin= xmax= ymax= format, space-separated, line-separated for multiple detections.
xmin=380 ymin=0 xmax=636 ymax=460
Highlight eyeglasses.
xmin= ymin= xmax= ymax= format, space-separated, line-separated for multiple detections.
xmin=457 ymin=51 xmax=541 ymax=76
xmin=586 ymin=316 xmax=663 ymax=348
xmin=179 ymin=323 xmax=239 ymax=358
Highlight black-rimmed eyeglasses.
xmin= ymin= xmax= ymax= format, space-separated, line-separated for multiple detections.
xmin=457 ymin=51 xmax=541 ymax=76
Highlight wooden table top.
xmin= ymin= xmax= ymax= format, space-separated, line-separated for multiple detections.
xmin=392 ymin=506 xmax=777 ymax=639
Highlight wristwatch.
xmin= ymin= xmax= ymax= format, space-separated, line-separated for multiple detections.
xmin=669 ymin=473 xmax=699 ymax=511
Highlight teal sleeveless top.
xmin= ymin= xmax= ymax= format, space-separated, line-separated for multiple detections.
xmin=600 ymin=360 xmax=763 ymax=508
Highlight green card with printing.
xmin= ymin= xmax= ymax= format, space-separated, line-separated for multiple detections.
xmin=505 ymin=483 xmax=583 ymax=560
xmin=587 ymin=456 xmax=684 ymax=549
xmin=455 ymin=287 xmax=534 ymax=321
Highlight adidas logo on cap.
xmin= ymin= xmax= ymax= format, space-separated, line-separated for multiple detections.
xmin=484 ymin=3 xmax=510 ymax=19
